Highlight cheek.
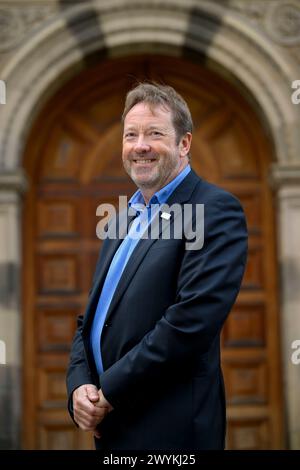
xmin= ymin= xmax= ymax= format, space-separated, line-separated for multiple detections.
xmin=122 ymin=144 xmax=132 ymax=159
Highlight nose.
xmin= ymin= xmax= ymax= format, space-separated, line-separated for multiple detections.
xmin=133 ymin=135 xmax=151 ymax=154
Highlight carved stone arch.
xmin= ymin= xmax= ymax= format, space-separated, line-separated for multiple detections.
xmin=0 ymin=0 xmax=299 ymax=173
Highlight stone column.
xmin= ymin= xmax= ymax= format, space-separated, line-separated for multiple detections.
xmin=272 ymin=165 xmax=300 ymax=449
xmin=0 ymin=170 xmax=27 ymax=449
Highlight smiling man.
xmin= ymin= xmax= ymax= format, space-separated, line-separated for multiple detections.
xmin=66 ymin=82 xmax=248 ymax=450
xmin=122 ymin=100 xmax=191 ymax=202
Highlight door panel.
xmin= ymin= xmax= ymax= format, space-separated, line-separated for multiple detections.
xmin=23 ymin=55 xmax=284 ymax=449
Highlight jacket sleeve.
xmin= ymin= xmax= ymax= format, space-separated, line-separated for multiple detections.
xmin=65 ymin=229 xmax=114 ymax=421
xmin=99 ymin=192 xmax=248 ymax=410
xmin=66 ymin=315 xmax=95 ymax=422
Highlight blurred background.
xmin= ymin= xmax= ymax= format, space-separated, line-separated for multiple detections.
xmin=0 ymin=0 xmax=300 ymax=450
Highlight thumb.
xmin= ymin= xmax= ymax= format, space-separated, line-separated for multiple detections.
xmin=85 ymin=385 xmax=99 ymax=402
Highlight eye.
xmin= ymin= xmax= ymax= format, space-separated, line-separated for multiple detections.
xmin=150 ymin=131 xmax=163 ymax=137
xmin=124 ymin=132 xmax=136 ymax=139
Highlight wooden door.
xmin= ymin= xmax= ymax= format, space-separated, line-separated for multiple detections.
xmin=22 ymin=56 xmax=284 ymax=449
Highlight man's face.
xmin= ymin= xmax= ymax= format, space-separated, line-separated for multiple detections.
xmin=122 ymin=102 xmax=191 ymax=196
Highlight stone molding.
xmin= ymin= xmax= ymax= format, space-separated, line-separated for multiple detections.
xmin=1 ymin=1 xmax=300 ymax=51
xmin=0 ymin=3 xmax=58 ymax=52
xmin=264 ymin=0 xmax=300 ymax=46
xmin=270 ymin=164 xmax=300 ymax=187
xmin=0 ymin=170 xmax=28 ymax=195
xmin=0 ymin=0 xmax=299 ymax=174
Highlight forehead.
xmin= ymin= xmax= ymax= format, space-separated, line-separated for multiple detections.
xmin=124 ymin=102 xmax=173 ymax=127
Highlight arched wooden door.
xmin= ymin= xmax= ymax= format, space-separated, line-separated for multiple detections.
xmin=22 ymin=56 xmax=284 ymax=449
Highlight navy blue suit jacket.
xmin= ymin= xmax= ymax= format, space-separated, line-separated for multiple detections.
xmin=66 ymin=169 xmax=248 ymax=450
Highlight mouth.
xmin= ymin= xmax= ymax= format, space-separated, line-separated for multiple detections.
xmin=132 ymin=159 xmax=156 ymax=165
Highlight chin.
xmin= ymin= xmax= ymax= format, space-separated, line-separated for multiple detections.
xmin=134 ymin=178 xmax=153 ymax=188
xmin=132 ymin=173 xmax=158 ymax=187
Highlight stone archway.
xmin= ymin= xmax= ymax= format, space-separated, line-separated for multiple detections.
xmin=0 ymin=0 xmax=300 ymax=449
xmin=0 ymin=0 xmax=300 ymax=171
xmin=0 ymin=2 xmax=299 ymax=171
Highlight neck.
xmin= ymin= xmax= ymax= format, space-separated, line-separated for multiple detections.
xmin=140 ymin=189 xmax=156 ymax=205
xmin=140 ymin=162 xmax=189 ymax=205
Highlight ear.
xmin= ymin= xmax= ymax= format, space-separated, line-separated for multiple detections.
xmin=179 ymin=132 xmax=192 ymax=158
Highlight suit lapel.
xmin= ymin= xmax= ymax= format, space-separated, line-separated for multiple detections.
xmin=83 ymin=209 xmax=136 ymax=329
xmin=101 ymin=169 xmax=201 ymax=326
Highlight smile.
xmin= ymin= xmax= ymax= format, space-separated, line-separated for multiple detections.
xmin=133 ymin=159 xmax=156 ymax=164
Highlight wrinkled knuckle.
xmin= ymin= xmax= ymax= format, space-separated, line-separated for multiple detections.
xmin=73 ymin=396 xmax=80 ymax=406
xmin=86 ymin=417 xmax=94 ymax=427
xmin=91 ymin=408 xmax=99 ymax=417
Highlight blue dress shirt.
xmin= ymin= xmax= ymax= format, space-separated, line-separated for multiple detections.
xmin=90 ymin=164 xmax=191 ymax=375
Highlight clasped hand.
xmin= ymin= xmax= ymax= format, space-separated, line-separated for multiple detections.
xmin=73 ymin=384 xmax=113 ymax=438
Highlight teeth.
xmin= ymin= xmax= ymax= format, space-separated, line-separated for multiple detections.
xmin=134 ymin=160 xmax=155 ymax=164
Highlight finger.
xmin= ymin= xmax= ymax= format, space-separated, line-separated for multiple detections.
xmin=75 ymin=396 xmax=99 ymax=415
xmin=74 ymin=384 xmax=97 ymax=400
xmin=75 ymin=406 xmax=107 ymax=429
xmin=74 ymin=410 xmax=104 ymax=431
xmin=85 ymin=385 xmax=99 ymax=403
xmin=74 ymin=407 xmax=95 ymax=422
xmin=93 ymin=400 xmax=110 ymax=409
xmin=75 ymin=406 xmax=106 ymax=424
xmin=73 ymin=384 xmax=98 ymax=405
xmin=74 ymin=414 xmax=97 ymax=432
xmin=81 ymin=402 xmax=107 ymax=419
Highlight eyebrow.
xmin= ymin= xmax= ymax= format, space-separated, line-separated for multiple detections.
xmin=124 ymin=124 xmax=167 ymax=131
xmin=147 ymin=125 xmax=166 ymax=130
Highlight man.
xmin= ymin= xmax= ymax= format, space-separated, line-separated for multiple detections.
xmin=66 ymin=83 xmax=248 ymax=450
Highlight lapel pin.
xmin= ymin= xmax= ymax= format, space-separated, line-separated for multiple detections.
xmin=161 ymin=212 xmax=171 ymax=220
